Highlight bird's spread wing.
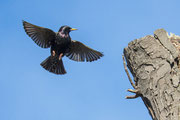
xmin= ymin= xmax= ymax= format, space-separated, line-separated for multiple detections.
xmin=23 ymin=20 xmax=56 ymax=48
xmin=66 ymin=40 xmax=103 ymax=62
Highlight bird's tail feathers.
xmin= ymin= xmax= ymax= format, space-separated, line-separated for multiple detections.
xmin=40 ymin=56 xmax=66 ymax=75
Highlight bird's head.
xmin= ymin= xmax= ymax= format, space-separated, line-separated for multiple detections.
xmin=58 ymin=25 xmax=77 ymax=35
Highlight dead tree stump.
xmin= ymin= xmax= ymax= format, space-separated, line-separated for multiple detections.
xmin=123 ymin=29 xmax=180 ymax=120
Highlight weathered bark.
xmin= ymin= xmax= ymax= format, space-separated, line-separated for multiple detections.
xmin=123 ymin=29 xmax=180 ymax=120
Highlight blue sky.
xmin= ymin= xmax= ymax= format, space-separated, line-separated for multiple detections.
xmin=1 ymin=0 xmax=180 ymax=120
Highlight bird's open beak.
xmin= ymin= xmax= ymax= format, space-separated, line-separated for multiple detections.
xmin=71 ymin=28 xmax=78 ymax=31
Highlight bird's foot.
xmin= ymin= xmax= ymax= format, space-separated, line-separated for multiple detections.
xmin=59 ymin=53 xmax=63 ymax=60
xmin=52 ymin=51 xmax=55 ymax=56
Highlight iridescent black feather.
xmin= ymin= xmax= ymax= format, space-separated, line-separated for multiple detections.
xmin=23 ymin=20 xmax=103 ymax=75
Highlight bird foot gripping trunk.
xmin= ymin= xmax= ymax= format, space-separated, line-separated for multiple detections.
xmin=40 ymin=56 xmax=66 ymax=75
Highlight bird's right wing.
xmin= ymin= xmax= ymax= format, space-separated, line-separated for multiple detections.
xmin=23 ymin=20 xmax=56 ymax=48
xmin=66 ymin=40 xmax=103 ymax=62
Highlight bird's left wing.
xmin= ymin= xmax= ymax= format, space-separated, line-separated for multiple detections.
xmin=23 ymin=20 xmax=56 ymax=48
xmin=66 ymin=40 xmax=103 ymax=62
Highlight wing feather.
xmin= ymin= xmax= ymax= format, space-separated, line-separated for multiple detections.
xmin=66 ymin=40 xmax=103 ymax=62
xmin=23 ymin=20 xmax=56 ymax=48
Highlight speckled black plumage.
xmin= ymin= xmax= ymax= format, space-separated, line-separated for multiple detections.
xmin=23 ymin=20 xmax=103 ymax=75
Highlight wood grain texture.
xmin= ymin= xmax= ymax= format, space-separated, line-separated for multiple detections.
xmin=124 ymin=29 xmax=180 ymax=120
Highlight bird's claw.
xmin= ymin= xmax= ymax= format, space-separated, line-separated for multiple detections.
xmin=52 ymin=51 xmax=55 ymax=56
xmin=59 ymin=53 xmax=63 ymax=60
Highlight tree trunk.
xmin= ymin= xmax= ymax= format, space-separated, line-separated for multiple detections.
xmin=123 ymin=29 xmax=180 ymax=120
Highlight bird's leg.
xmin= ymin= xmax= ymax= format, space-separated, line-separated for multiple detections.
xmin=52 ymin=50 xmax=55 ymax=56
xmin=59 ymin=53 xmax=63 ymax=60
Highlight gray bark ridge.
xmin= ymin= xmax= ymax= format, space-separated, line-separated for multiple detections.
xmin=124 ymin=29 xmax=180 ymax=120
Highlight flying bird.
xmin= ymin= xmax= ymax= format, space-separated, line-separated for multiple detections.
xmin=23 ymin=21 xmax=103 ymax=75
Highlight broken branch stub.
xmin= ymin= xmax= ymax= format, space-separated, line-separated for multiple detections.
xmin=123 ymin=29 xmax=180 ymax=120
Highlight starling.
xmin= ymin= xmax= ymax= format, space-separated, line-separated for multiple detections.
xmin=23 ymin=21 xmax=103 ymax=75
